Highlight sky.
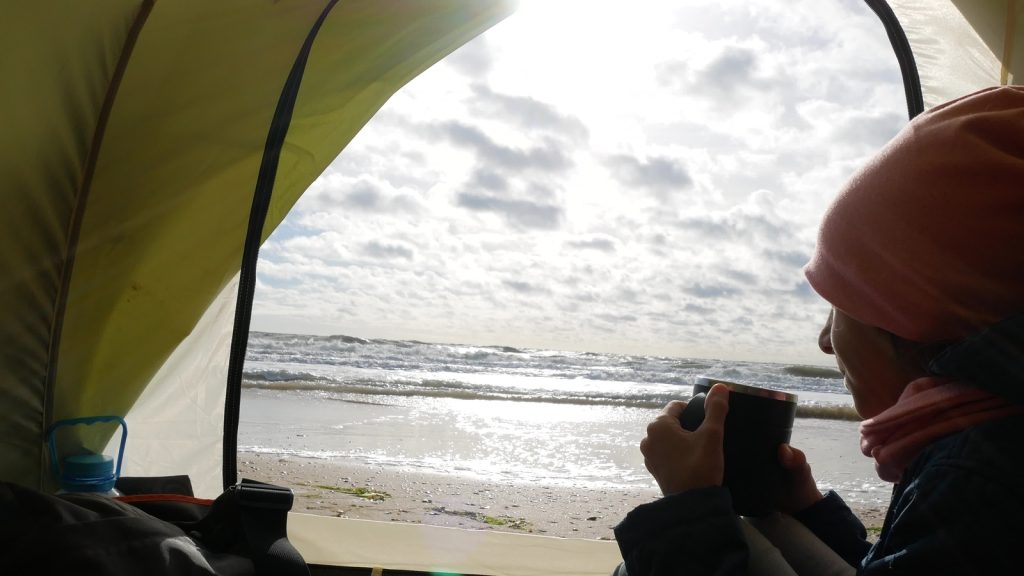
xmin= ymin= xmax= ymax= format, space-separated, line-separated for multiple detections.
xmin=251 ymin=0 xmax=907 ymax=366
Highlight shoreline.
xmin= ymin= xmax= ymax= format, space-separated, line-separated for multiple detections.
xmin=240 ymin=453 xmax=888 ymax=541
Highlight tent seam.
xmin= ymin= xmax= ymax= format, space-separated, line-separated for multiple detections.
xmin=40 ymin=0 xmax=155 ymax=488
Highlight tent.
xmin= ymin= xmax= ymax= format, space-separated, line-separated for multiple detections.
xmin=1 ymin=1 xmax=1020 ymax=574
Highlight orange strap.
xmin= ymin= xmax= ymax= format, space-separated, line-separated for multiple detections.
xmin=116 ymin=493 xmax=215 ymax=506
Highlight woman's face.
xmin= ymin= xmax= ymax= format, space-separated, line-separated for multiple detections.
xmin=818 ymin=308 xmax=919 ymax=419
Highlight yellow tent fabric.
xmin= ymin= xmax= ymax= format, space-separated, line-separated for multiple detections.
xmin=0 ymin=0 xmax=513 ymax=491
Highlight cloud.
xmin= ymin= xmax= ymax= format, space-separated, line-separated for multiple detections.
xmin=455 ymin=192 xmax=563 ymax=230
xmin=680 ymin=302 xmax=714 ymax=315
xmin=763 ymin=247 xmax=812 ymax=268
xmin=792 ymin=278 xmax=820 ymax=301
xmin=344 ymin=184 xmax=382 ymax=210
xmin=722 ymin=268 xmax=759 ymax=286
xmin=833 ymin=110 xmax=905 ymax=149
xmin=673 ymin=191 xmax=802 ymax=247
xmin=566 ymin=235 xmax=618 ymax=252
xmin=469 ymin=168 xmax=509 ymax=193
xmin=251 ymin=0 xmax=906 ymax=365
xmin=272 ymin=231 xmax=352 ymax=265
xmin=614 ymin=286 xmax=644 ymax=305
xmin=595 ymin=312 xmax=639 ymax=324
xmin=656 ymin=46 xmax=771 ymax=102
xmin=682 ymin=282 xmax=739 ymax=299
xmin=645 ymin=120 xmax=742 ymax=149
xmin=607 ymin=154 xmax=693 ymax=197
xmin=502 ymin=279 xmax=548 ymax=295
xmin=700 ymin=46 xmax=760 ymax=93
xmin=443 ymin=34 xmax=495 ymax=78
xmin=438 ymin=121 xmax=573 ymax=174
xmin=361 ymin=240 xmax=414 ymax=260
xmin=302 ymin=174 xmax=424 ymax=215
xmin=469 ymin=83 xmax=589 ymax=142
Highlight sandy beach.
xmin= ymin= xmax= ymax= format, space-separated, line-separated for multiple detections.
xmin=240 ymin=453 xmax=889 ymax=541
xmin=240 ymin=383 xmax=891 ymax=542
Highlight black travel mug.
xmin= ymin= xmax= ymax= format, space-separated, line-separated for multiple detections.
xmin=679 ymin=377 xmax=798 ymax=516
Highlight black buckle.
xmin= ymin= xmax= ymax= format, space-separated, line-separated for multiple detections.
xmin=235 ymin=479 xmax=294 ymax=511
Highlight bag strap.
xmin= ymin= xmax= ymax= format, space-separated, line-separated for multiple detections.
xmin=115 ymin=476 xmax=309 ymax=576
xmin=232 ymin=479 xmax=309 ymax=576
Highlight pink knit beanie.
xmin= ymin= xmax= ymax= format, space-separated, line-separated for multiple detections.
xmin=804 ymin=86 xmax=1024 ymax=343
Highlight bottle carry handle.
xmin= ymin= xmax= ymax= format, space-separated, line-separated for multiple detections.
xmin=46 ymin=415 xmax=128 ymax=482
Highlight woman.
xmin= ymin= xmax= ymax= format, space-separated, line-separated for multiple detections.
xmin=614 ymin=85 xmax=1024 ymax=575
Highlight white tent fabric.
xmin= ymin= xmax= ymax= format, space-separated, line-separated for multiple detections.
xmin=892 ymin=0 xmax=1021 ymax=108
xmin=289 ymin=514 xmax=624 ymax=576
xmin=119 ymin=275 xmax=239 ymax=498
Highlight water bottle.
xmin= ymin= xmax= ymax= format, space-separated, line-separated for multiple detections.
xmin=47 ymin=415 xmax=127 ymax=497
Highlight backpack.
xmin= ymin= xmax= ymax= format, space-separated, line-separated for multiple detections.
xmin=1 ymin=477 xmax=309 ymax=576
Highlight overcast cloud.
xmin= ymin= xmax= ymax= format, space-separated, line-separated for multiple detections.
xmin=252 ymin=0 xmax=906 ymax=365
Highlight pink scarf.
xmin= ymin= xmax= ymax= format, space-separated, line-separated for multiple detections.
xmin=859 ymin=377 xmax=1024 ymax=482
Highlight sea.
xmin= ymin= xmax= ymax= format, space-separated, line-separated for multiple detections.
xmin=238 ymin=332 xmax=891 ymax=508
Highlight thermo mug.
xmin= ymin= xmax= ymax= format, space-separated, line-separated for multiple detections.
xmin=680 ymin=377 xmax=798 ymax=516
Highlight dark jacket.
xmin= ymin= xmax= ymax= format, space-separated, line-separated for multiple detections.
xmin=614 ymin=413 xmax=1024 ymax=575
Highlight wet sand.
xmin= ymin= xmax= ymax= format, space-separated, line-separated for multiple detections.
xmin=241 ymin=453 xmax=889 ymax=541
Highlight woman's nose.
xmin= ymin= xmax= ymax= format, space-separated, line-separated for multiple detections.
xmin=818 ymin=309 xmax=835 ymax=355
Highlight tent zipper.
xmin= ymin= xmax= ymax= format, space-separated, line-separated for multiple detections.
xmin=223 ymin=0 xmax=341 ymax=490
xmin=864 ymin=0 xmax=924 ymax=119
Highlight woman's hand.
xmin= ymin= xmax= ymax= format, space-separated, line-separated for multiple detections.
xmin=640 ymin=383 xmax=729 ymax=496
xmin=774 ymin=444 xmax=824 ymax=514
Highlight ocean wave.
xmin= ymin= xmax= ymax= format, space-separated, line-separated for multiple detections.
xmin=243 ymin=369 xmax=329 ymax=383
xmin=325 ymin=334 xmax=370 ymax=345
xmin=244 ymin=332 xmax=858 ymax=420
xmin=796 ymin=404 xmax=860 ymax=421
xmin=783 ymin=365 xmax=843 ymax=379
xmin=671 ymin=361 xmax=713 ymax=370
xmin=243 ymin=376 xmax=667 ymax=407
xmin=248 ymin=333 xmax=837 ymax=388
xmin=243 ymin=377 xmax=858 ymax=421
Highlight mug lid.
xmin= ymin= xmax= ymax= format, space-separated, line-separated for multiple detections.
xmin=696 ymin=377 xmax=798 ymax=403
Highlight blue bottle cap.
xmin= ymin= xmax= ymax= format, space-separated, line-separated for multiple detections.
xmin=47 ymin=415 xmax=127 ymax=493
xmin=61 ymin=453 xmax=117 ymax=493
